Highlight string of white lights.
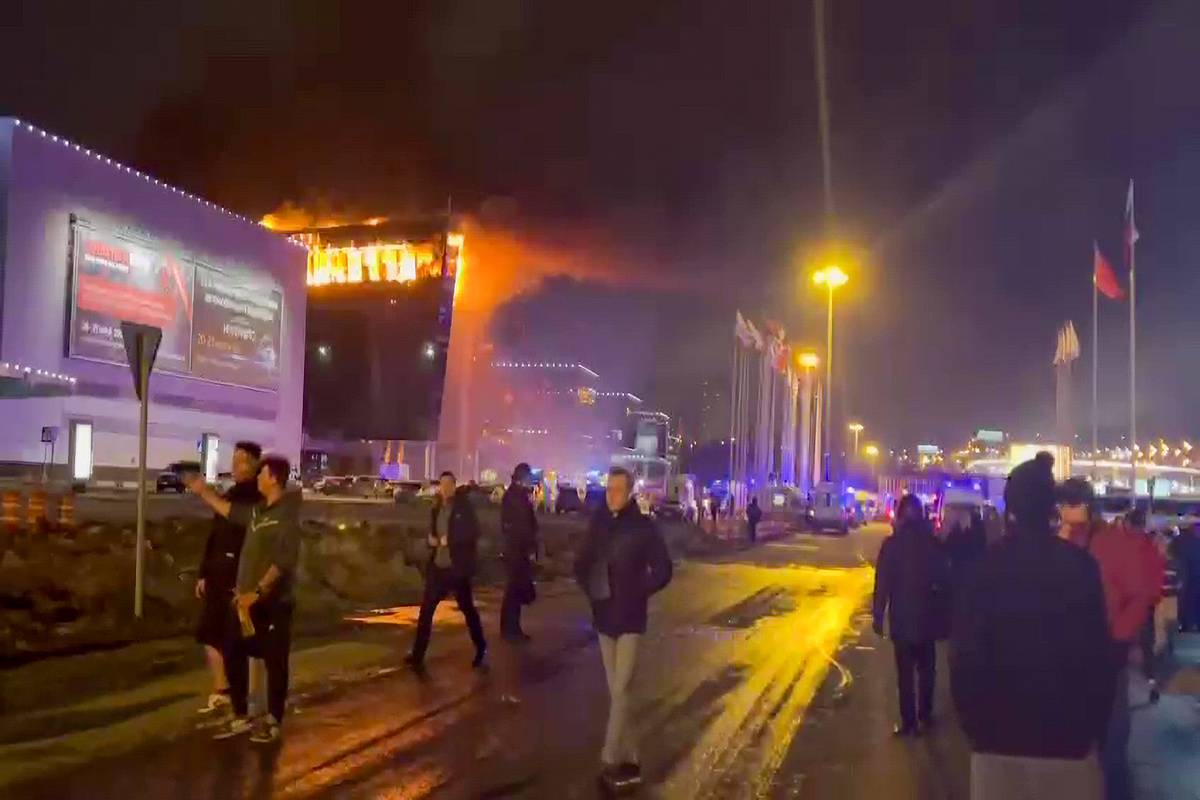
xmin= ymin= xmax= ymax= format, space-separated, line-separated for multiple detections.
xmin=10 ymin=118 xmax=306 ymax=249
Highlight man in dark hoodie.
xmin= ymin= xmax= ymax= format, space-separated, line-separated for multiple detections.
xmin=952 ymin=458 xmax=1114 ymax=800
xmin=187 ymin=455 xmax=301 ymax=745
xmin=574 ymin=467 xmax=673 ymax=787
xmin=194 ymin=441 xmax=261 ymax=717
xmin=873 ymin=493 xmax=951 ymax=736
xmin=500 ymin=463 xmax=539 ymax=642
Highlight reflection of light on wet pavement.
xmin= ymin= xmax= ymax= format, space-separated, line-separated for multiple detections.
xmin=652 ymin=562 xmax=874 ymax=799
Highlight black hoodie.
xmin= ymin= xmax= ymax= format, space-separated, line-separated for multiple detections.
xmin=951 ymin=523 xmax=1115 ymax=759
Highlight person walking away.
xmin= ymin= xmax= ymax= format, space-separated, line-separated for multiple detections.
xmin=188 ymin=455 xmax=301 ymax=745
xmin=953 ymin=459 xmax=1114 ymax=800
xmin=944 ymin=509 xmax=987 ymax=589
xmin=1059 ymin=481 xmax=1157 ymax=800
xmin=500 ymin=463 xmax=539 ymax=642
xmin=873 ymin=494 xmax=951 ymax=736
xmin=1124 ymin=509 xmax=1166 ymax=703
xmin=574 ymin=467 xmax=673 ymax=787
xmin=407 ymin=471 xmax=487 ymax=671
xmin=746 ymin=497 xmax=762 ymax=545
xmin=1174 ymin=524 xmax=1200 ymax=633
xmin=194 ymin=441 xmax=261 ymax=717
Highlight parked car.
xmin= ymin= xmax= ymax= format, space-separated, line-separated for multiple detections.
xmin=347 ymin=475 xmax=391 ymax=499
xmin=555 ymin=485 xmax=584 ymax=514
xmin=654 ymin=500 xmax=684 ymax=522
xmin=156 ymin=461 xmax=200 ymax=493
xmin=392 ymin=480 xmax=426 ymax=503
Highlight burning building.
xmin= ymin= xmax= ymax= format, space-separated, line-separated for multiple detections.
xmin=296 ymin=217 xmax=461 ymax=478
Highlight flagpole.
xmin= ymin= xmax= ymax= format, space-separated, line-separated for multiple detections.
xmin=1092 ymin=256 xmax=1098 ymax=483
xmin=1129 ymin=182 xmax=1138 ymax=497
xmin=729 ymin=323 xmax=738 ymax=504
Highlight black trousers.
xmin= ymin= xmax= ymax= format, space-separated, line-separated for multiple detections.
xmin=225 ymin=600 xmax=294 ymax=722
xmin=500 ymin=557 xmax=532 ymax=636
xmin=748 ymin=522 xmax=758 ymax=543
xmin=1180 ymin=579 xmax=1200 ymax=632
xmin=411 ymin=567 xmax=486 ymax=662
xmin=893 ymin=640 xmax=936 ymax=727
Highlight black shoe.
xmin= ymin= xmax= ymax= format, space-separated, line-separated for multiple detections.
xmin=617 ymin=763 xmax=642 ymax=782
xmin=472 ymin=646 xmax=487 ymax=669
xmin=404 ymin=653 xmax=426 ymax=673
xmin=893 ymin=723 xmax=918 ymax=737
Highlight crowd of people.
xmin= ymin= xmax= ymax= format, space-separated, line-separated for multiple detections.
xmin=184 ymin=454 xmax=674 ymax=788
xmin=873 ymin=456 xmax=1167 ymax=800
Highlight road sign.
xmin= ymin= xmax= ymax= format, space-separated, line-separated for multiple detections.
xmin=120 ymin=321 xmax=161 ymax=620
xmin=120 ymin=322 xmax=161 ymax=401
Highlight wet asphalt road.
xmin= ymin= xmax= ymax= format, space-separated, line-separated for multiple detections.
xmin=9 ymin=524 xmax=946 ymax=800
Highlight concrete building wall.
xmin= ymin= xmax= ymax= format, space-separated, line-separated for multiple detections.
xmin=0 ymin=118 xmax=307 ymax=475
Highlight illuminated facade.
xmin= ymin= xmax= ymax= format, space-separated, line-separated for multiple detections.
xmin=0 ymin=118 xmax=307 ymax=481
xmin=300 ymin=220 xmax=460 ymax=476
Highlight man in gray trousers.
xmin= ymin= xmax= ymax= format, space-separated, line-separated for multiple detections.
xmin=574 ymin=467 xmax=673 ymax=787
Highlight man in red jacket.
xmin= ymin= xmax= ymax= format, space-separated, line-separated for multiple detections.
xmin=1058 ymin=480 xmax=1157 ymax=800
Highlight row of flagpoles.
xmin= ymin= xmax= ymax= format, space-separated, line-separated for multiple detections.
xmin=730 ymin=312 xmax=821 ymax=509
xmin=1090 ymin=179 xmax=1140 ymax=487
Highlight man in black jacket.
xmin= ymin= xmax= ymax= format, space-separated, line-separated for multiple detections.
xmin=407 ymin=471 xmax=487 ymax=670
xmin=873 ymin=494 xmax=951 ymax=736
xmin=194 ymin=441 xmax=261 ymax=717
xmin=952 ymin=458 xmax=1114 ymax=799
xmin=574 ymin=467 xmax=673 ymax=786
xmin=500 ymin=463 xmax=538 ymax=642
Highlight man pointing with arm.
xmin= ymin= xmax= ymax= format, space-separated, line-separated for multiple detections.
xmin=188 ymin=455 xmax=300 ymax=745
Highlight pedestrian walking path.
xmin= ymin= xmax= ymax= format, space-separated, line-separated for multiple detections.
xmin=1131 ymin=631 xmax=1200 ymax=800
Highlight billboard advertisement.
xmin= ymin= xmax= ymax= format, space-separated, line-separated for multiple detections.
xmin=68 ymin=220 xmax=283 ymax=391
xmin=69 ymin=226 xmax=194 ymax=373
xmin=191 ymin=264 xmax=283 ymax=390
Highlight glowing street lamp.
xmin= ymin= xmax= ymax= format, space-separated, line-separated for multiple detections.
xmin=812 ymin=265 xmax=848 ymax=478
xmin=863 ymin=443 xmax=880 ymax=459
xmin=848 ymin=422 xmax=864 ymax=455
xmin=797 ymin=351 xmax=820 ymax=370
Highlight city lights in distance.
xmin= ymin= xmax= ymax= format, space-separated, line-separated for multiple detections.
xmin=423 ymin=343 xmax=436 ymax=360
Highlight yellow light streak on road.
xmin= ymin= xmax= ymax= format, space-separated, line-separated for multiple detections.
xmin=653 ymin=561 xmax=876 ymax=799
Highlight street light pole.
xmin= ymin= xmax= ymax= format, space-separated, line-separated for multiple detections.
xmin=824 ymin=283 xmax=834 ymax=479
xmin=813 ymin=265 xmax=846 ymax=481
xmin=848 ymin=422 xmax=863 ymax=457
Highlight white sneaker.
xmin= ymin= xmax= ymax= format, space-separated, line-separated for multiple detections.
xmin=212 ymin=716 xmax=253 ymax=740
xmin=197 ymin=693 xmax=232 ymax=715
xmin=249 ymin=715 xmax=281 ymax=745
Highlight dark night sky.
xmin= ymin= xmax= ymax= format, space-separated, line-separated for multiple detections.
xmin=3 ymin=0 xmax=1198 ymax=449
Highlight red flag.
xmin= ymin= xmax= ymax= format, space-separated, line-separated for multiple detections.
xmin=1094 ymin=242 xmax=1124 ymax=300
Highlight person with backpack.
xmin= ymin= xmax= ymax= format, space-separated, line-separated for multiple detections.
xmin=873 ymin=494 xmax=952 ymax=736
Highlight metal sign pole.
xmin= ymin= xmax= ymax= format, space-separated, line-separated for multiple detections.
xmin=134 ymin=354 xmax=149 ymax=619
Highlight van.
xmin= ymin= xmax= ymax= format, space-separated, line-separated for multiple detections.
xmin=810 ymin=482 xmax=849 ymax=534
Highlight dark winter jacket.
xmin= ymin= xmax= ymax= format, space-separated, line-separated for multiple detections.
xmin=574 ymin=501 xmax=673 ymax=637
xmin=428 ymin=488 xmax=481 ymax=580
xmin=951 ymin=525 xmax=1116 ymax=760
xmin=872 ymin=520 xmax=952 ymax=643
xmin=746 ymin=502 xmax=763 ymax=527
xmin=198 ymin=480 xmax=261 ymax=592
xmin=944 ymin=518 xmax=987 ymax=585
xmin=500 ymin=483 xmax=538 ymax=562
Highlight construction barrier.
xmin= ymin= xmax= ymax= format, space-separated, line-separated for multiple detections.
xmin=2 ymin=490 xmax=21 ymax=529
xmin=26 ymin=489 xmax=46 ymax=529
xmin=57 ymin=492 xmax=75 ymax=529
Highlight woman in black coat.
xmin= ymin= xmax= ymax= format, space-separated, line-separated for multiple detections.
xmin=872 ymin=494 xmax=952 ymax=736
xmin=574 ymin=467 xmax=673 ymax=785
